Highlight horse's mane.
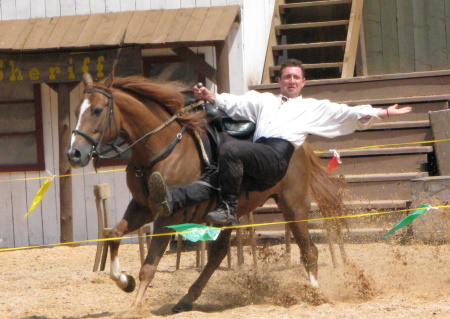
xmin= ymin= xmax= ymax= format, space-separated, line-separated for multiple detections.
xmin=109 ymin=76 xmax=206 ymax=131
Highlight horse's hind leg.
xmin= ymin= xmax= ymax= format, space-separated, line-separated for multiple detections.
xmin=108 ymin=199 xmax=153 ymax=293
xmin=172 ymin=228 xmax=232 ymax=313
xmin=278 ymin=197 xmax=319 ymax=287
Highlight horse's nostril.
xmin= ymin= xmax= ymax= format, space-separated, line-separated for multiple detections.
xmin=72 ymin=149 xmax=81 ymax=160
xmin=67 ymin=148 xmax=81 ymax=161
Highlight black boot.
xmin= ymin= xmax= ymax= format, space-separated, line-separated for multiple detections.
xmin=205 ymin=195 xmax=238 ymax=225
xmin=148 ymin=172 xmax=173 ymax=217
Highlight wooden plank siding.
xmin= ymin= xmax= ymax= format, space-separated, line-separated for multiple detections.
xmin=364 ymin=0 xmax=384 ymax=75
xmin=364 ymin=0 xmax=450 ymax=75
xmin=396 ymin=0 xmax=415 ymax=73
xmin=429 ymin=0 xmax=447 ymax=71
xmin=380 ymin=0 xmax=399 ymax=74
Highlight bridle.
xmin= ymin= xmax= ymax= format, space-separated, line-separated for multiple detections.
xmin=72 ymin=87 xmax=117 ymax=159
xmin=72 ymin=86 xmax=204 ymax=170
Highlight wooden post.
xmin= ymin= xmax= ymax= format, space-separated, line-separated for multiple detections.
xmin=429 ymin=109 xmax=450 ymax=175
xmin=58 ymin=83 xmax=74 ymax=243
xmin=262 ymin=0 xmax=284 ymax=84
xmin=247 ymin=211 xmax=258 ymax=269
xmin=215 ymin=39 xmax=230 ymax=93
xmin=341 ymin=0 xmax=364 ymax=78
xmin=49 ymin=82 xmax=77 ymax=243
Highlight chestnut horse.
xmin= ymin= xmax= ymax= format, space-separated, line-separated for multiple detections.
xmin=66 ymin=72 xmax=346 ymax=313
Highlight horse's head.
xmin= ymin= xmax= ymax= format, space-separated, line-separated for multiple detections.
xmin=66 ymin=72 xmax=118 ymax=168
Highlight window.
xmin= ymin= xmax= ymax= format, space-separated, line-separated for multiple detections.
xmin=143 ymin=55 xmax=205 ymax=96
xmin=0 ymin=83 xmax=44 ymax=172
xmin=97 ymin=55 xmax=205 ymax=167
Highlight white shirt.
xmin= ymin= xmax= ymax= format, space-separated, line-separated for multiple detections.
xmin=215 ymin=90 xmax=382 ymax=149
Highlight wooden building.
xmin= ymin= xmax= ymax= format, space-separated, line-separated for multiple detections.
xmin=1 ymin=0 xmax=450 ymax=248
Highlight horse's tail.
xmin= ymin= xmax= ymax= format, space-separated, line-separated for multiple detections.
xmin=303 ymin=143 xmax=347 ymax=232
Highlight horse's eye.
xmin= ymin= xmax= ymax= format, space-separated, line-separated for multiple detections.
xmin=92 ymin=107 xmax=103 ymax=116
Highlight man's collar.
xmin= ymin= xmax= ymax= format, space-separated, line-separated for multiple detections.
xmin=278 ymin=94 xmax=302 ymax=100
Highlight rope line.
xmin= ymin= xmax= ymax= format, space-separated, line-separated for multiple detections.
xmin=1 ymin=204 xmax=448 ymax=253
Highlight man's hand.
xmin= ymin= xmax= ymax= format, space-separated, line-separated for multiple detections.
xmin=382 ymin=104 xmax=412 ymax=117
xmin=194 ymin=84 xmax=216 ymax=104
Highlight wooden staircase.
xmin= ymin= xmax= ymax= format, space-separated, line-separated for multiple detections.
xmin=250 ymin=71 xmax=450 ymax=238
xmin=309 ymin=96 xmax=440 ymax=207
xmin=263 ymin=0 xmax=364 ymax=83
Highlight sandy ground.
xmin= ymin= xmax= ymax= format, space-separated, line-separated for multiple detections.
xmin=1 ymin=238 xmax=449 ymax=319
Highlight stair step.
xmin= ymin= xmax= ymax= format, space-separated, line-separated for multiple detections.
xmin=343 ymin=94 xmax=450 ymax=106
xmin=253 ymin=200 xmax=411 ymax=216
xmin=273 ymin=40 xmax=347 ymax=51
xmin=276 ymin=20 xmax=349 ymax=34
xmin=270 ymin=62 xmax=343 ymax=76
xmin=343 ymin=172 xmax=428 ymax=183
xmin=369 ymin=120 xmax=430 ymax=130
xmin=307 ymin=126 xmax=431 ymax=151
xmin=316 ymin=146 xmax=433 ymax=158
xmin=280 ymin=0 xmax=352 ymax=14
xmin=321 ymin=154 xmax=428 ymax=176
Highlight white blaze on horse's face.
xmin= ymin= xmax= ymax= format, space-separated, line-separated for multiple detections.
xmin=70 ymin=98 xmax=91 ymax=147
xmin=67 ymin=92 xmax=111 ymax=168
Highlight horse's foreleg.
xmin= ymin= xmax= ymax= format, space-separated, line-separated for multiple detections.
xmin=108 ymin=220 xmax=137 ymax=292
xmin=172 ymin=228 xmax=232 ymax=313
xmin=131 ymin=232 xmax=171 ymax=308
xmin=280 ymin=199 xmax=319 ymax=288
xmin=109 ymin=199 xmax=153 ymax=293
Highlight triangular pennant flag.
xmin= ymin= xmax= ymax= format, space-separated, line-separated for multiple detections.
xmin=24 ymin=177 xmax=54 ymax=219
xmin=166 ymin=223 xmax=221 ymax=242
xmin=327 ymin=150 xmax=342 ymax=172
xmin=383 ymin=205 xmax=437 ymax=238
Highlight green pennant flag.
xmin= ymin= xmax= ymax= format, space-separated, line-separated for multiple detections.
xmin=166 ymin=223 xmax=221 ymax=242
xmin=383 ymin=205 xmax=437 ymax=238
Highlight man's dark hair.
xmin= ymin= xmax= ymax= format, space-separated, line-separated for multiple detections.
xmin=279 ymin=59 xmax=305 ymax=78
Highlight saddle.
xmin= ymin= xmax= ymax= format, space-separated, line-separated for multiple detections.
xmin=184 ymin=99 xmax=256 ymax=186
xmin=204 ymin=103 xmax=255 ymax=140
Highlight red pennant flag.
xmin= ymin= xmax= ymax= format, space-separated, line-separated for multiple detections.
xmin=327 ymin=150 xmax=342 ymax=172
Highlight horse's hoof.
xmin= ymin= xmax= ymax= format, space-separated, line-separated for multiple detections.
xmin=123 ymin=275 xmax=136 ymax=293
xmin=172 ymin=300 xmax=193 ymax=313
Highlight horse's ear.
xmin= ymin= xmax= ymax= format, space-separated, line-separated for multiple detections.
xmin=82 ymin=72 xmax=94 ymax=89
xmin=102 ymin=70 xmax=115 ymax=88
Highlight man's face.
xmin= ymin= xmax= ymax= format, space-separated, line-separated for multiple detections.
xmin=278 ymin=66 xmax=306 ymax=98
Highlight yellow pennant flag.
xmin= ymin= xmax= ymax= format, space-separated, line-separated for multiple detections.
xmin=24 ymin=177 xmax=54 ymax=219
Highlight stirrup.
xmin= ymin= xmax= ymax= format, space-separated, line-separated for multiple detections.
xmin=205 ymin=202 xmax=238 ymax=226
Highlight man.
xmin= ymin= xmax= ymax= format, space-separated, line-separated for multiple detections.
xmin=149 ymin=59 xmax=412 ymax=225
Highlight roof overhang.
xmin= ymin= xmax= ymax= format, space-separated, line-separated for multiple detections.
xmin=0 ymin=5 xmax=240 ymax=53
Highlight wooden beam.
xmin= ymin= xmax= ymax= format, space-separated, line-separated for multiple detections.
xmin=49 ymin=82 xmax=77 ymax=243
xmin=58 ymin=82 xmax=74 ymax=243
xmin=171 ymin=46 xmax=217 ymax=84
xmin=215 ymin=39 xmax=230 ymax=93
xmin=262 ymin=0 xmax=284 ymax=84
xmin=341 ymin=0 xmax=364 ymax=78
xmin=355 ymin=18 xmax=368 ymax=76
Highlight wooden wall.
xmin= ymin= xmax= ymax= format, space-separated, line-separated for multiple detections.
xmin=0 ymin=0 xmax=276 ymax=248
xmin=364 ymin=0 xmax=450 ymax=75
xmin=0 ymin=83 xmax=132 ymax=248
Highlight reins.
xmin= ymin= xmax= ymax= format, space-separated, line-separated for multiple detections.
xmin=73 ymin=86 xmax=206 ymax=169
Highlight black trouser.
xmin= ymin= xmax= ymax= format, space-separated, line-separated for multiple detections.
xmin=168 ymin=165 xmax=219 ymax=212
xmin=168 ymin=137 xmax=294 ymax=209
xmin=218 ymin=137 xmax=294 ymax=196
